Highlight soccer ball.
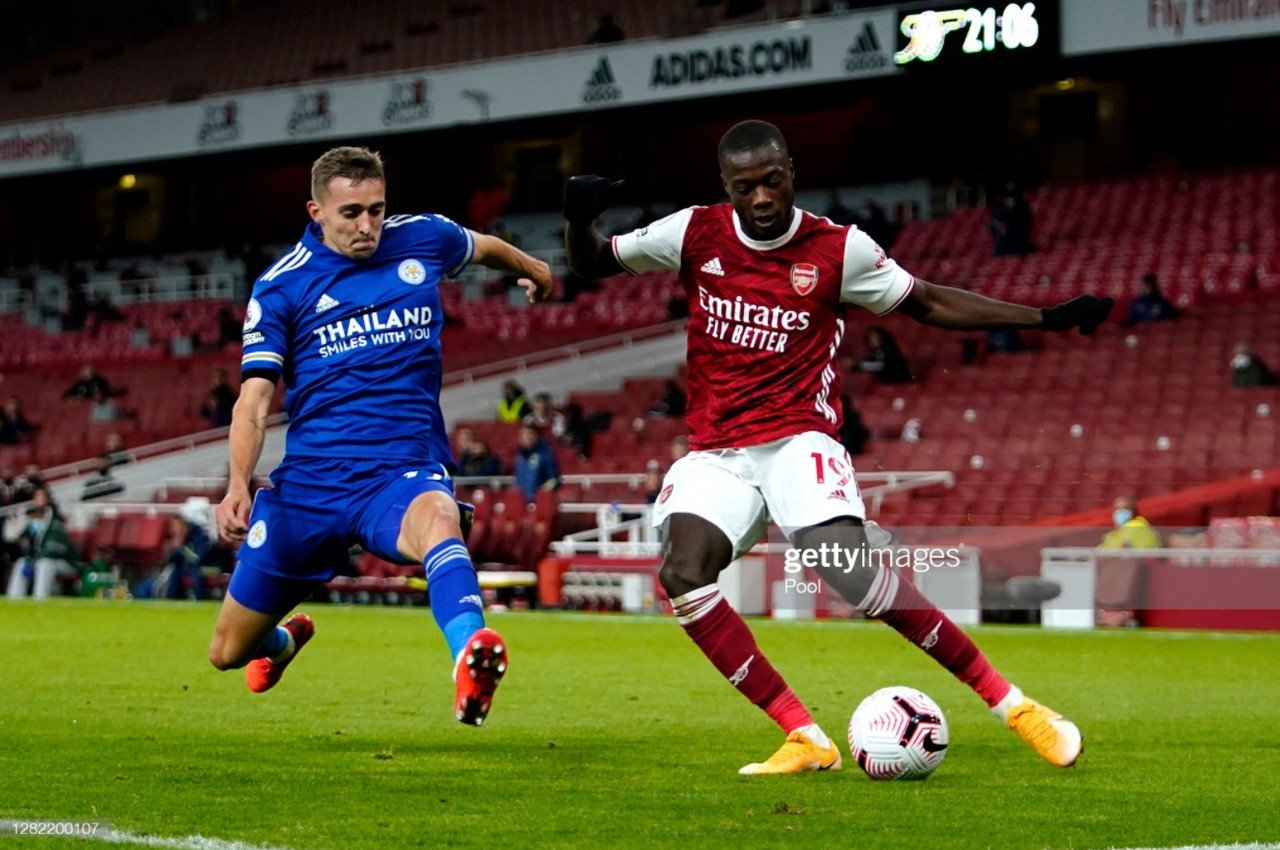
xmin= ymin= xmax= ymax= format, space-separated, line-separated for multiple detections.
xmin=848 ymin=686 xmax=949 ymax=780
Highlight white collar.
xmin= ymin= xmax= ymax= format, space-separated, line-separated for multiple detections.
xmin=732 ymin=207 xmax=803 ymax=251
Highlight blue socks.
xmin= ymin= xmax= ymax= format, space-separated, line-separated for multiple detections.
xmin=256 ymin=625 xmax=289 ymax=661
xmin=423 ymin=538 xmax=485 ymax=660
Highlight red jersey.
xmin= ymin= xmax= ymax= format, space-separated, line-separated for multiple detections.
xmin=613 ymin=204 xmax=913 ymax=450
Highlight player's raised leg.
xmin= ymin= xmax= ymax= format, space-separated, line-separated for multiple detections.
xmin=208 ymin=589 xmax=315 ymax=694
xmin=395 ymin=490 xmax=506 ymax=726
xmin=800 ymin=520 xmax=1081 ymax=767
xmin=660 ymin=513 xmax=840 ymax=775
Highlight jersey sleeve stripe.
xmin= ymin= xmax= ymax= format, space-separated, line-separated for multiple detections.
xmin=263 ymin=248 xmax=313 ymax=281
xmin=241 ymin=351 xmax=284 ymax=368
xmin=611 ymin=235 xmax=642 ymax=276
xmin=384 ymin=214 xmax=430 ymax=229
xmin=261 ymin=243 xmax=304 ymax=280
xmin=872 ymin=274 xmax=915 ymax=317
xmin=446 ymin=228 xmax=475 ymax=278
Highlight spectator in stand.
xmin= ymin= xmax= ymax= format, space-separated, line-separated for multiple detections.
xmin=0 ymin=465 xmax=17 ymax=505
xmin=217 ymin=304 xmax=242 ymax=347
xmin=989 ymin=181 xmax=1034 ymax=256
xmin=10 ymin=464 xmax=45 ymax=505
xmin=0 ymin=396 xmax=35 ymax=445
xmin=1230 ymin=341 xmax=1277 ymax=388
xmin=522 ymin=392 xmax=566 ymax=435
xmin=853 ymin=198 xmax=898 ymax=251
xmin=984 ymin=328 xmax=1026 ymax=354
xmin=821 ymin=190 xmax=855 ymax=226
xmin=497 ymin=380 xmax=532 ymax=424
xmin=103 ymin=432 xmax=130 ymax=466
xmin=162 ymin=513 xmax=213 ymax=600
xmin=81 ymin=457 xmax=126 ymax=501
xmin=130 ymin=320 xmax=151 ymax=349
xmin=458 ymin=438 xmax=502 ymax=478
xmin=514 ymin=424 xmax=561 ymax=501
xmin=200 ymin=368 xmax=238 ymax=428
xmin=88 ymin=386 xmax=122 ymax=424
xmin=858 ymin=325 xmax=912 ymax=384
xmin=62 ymin=364 xmax=112 ymax=401
xmin=643 ymin=460 xmax=665 ymax=504
xmin=586 ymin=12 xmax=626 ymax=43
xmin=558 ymin=402 xmax=592 ymax=459
xmin=1099 ymin=496 xmax=1162 ymax=549
xmin=453 ymin=427 xmax=477 ymax=467
xmin=838 ymin=395 xmax=870 ymax=456
xmin=5 ymin=488 xmax=81 ymax=598
xmin=1121 ymin=274 xmax=1178 ymax=327
xmin=647 ymin=380 xmax=687 ymax=417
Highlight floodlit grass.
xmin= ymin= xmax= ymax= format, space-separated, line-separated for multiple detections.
xmin=2 ymin=600 xmax=1278 ymax=849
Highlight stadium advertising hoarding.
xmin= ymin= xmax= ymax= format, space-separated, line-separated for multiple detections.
xmin=0 ymin=9 xmax=897 ymax=179
xmin=1062 ymin=0 xmax=1280 ymax=55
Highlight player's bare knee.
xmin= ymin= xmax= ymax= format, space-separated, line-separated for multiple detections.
xmin=658 ymin=549 xmax=717 ymax=598
xmin=208 ymin=642 xmax=236 ymax=671
xmin=208 ymin=631 xmax=249 ymax=671
xmin=397 ymin=493 xmax=462 ymax=562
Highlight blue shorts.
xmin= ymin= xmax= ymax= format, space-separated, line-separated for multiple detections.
xmin=227 ymin=456 xmax=454 ymax=615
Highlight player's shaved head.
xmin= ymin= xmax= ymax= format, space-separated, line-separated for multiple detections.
xmin=718 ymin=120 xmax=789 ymax=165
xmin=718 ymin=120 xmax=795 ymax=241
xmin=311 ymin=146 xmax=385 ymax=202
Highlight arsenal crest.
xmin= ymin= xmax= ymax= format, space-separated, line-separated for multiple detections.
xmin=790 ymin=263 xmax=819 ymax=296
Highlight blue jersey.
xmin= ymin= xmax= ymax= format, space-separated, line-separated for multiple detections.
xmin=240 ymin=214 xmax=474 ymax=464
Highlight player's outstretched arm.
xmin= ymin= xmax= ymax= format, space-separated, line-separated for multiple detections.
xmin=471 ymin=233 xmax=553 ymax=303
xmin=564 ymin=175 xmax=625 ymax=281
xmin=216 ymin=376 xmax=275 ymax=543
xmin=896 ymin=278 xmax=1114 ymax=335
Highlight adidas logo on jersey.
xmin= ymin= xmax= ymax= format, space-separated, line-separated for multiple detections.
xmin=315 ymin=294 xmax=340 ymax=313
xmin=845 ymin=21 xmax=889 ymax=73
xmin=582 ymin=57 xmax=623 ymax=104
xmin=700 ymin=257 xmax=725 ymax=276
xmin=827 ymin=489 xmax=848 ymax=501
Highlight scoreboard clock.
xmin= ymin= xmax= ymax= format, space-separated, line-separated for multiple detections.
xmin=894 ymin=3 xmax=1050 ymax=65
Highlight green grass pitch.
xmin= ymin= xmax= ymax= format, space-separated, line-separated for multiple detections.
xmin=2 ymin=600 xmax=1278 ymax=850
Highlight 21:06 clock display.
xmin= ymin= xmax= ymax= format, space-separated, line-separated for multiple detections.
xmin=894 ymin=3 xmax=1041 ymax=65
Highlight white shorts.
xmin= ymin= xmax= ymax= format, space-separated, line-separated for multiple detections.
xmin=652 ymin=431 xmax=866 ymax=558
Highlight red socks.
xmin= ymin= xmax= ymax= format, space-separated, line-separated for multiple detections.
xmin=672 ymin=586 xmax=814 ymax=733
xmin=860 ymin=566 xmax=1011 ymax=707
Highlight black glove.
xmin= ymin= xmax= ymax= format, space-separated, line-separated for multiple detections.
xmin=564 ymin=175 xmax=623 ymax=224
xmin=1041 ymin=295 xmax=1114 ymax=335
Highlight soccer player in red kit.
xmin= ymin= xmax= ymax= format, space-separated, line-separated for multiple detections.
xmin=564 ymin=120 xmax=1110 ymax=775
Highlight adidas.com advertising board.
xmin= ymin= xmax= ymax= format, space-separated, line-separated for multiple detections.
xmin=0 ymin=10 xmax=896 ymax=179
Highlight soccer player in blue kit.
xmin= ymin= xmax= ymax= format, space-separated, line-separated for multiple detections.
xmin=208 ymin=147 xmax=552 ymax=726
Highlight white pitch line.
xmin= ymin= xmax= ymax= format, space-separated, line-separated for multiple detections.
xmin=93 ymin=830 xmax=296 ymax=850
xmin=1101 ymin=843 xmax=1280 ymax=850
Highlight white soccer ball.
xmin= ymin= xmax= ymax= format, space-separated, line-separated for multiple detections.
xmin=848 ymin=686 xmax=949 ymax=780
